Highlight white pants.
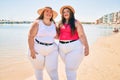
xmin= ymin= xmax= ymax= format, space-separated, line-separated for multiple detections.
xmin=58 ymin=40 xmax=85 ymax=80
xmin=28 ymin=42 xmax=59 ymax=80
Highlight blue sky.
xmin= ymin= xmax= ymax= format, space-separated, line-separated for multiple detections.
xmin=0 ymin=0 xmax=120 ymax=22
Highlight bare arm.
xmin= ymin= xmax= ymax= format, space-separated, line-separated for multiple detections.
xmin=75 ymin=21 xmax=89 ymax=56
xmin=54 ymin=22 xmax=62 ymax=40
xmin=28 ymin=21 xmax=38 ymax=58
xmin=54 ymin=23 xmax=59 ymax=39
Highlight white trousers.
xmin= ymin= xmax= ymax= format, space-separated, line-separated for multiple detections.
xmin=58 ymin=40 xmax=85 ymax=80
xmin=28 ymin=42 xmax=59 ymax=80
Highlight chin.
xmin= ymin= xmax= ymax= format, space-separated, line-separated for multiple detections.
xmin=64 ymin=17 xmax=69 ymax=19
xmin=46 ymin=17 xmax=52 ymax=19
xmin=65 ymin=17 xmax=69 ymax=20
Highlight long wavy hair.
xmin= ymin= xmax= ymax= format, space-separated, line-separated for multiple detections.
xmin=59 ymin=8 xmax=76 ymax=35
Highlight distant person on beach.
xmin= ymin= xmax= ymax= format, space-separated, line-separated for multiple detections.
xmin=57 ymin=5 xmax=89 ymax=80
xmin=28 ymin=7 xmax=59 ymax=80
xmin=113 ymin=27 xmax=119 ymax=32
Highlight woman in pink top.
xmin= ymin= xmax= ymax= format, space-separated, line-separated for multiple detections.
xmin=57 ymin=5 xmax=89 ymax=80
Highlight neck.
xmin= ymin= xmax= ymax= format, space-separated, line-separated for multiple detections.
xmin=65 ymin=19 xmax=69 ymax=24
xmin=43 ymin=18 xmax=51 ymax=26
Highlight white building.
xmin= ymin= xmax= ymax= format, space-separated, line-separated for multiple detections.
xmin=107 ymin=13 xmax=114 ymax=24
xmin=103 ymin=15 xmax=108 ymax=24
xmin=117 ymin=11 xmax=120 ymax=24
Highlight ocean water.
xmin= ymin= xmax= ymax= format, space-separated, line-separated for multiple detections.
xmin=0 ymin=24 xmax=113 ymax=57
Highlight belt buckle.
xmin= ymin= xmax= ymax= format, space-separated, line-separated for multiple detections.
xmin=68 ymin=41 xmax=71 ymax=43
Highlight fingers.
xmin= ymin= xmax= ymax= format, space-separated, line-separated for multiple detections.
xmin=31 ymin=54 xmax=36 ymax=59
xmin=85 ymin=52 xmax=89 ymax=56
xmin=84 ymin=48 xmax=89 ymax=56
xmin=32 ymin=55 xmax=36 ymax=59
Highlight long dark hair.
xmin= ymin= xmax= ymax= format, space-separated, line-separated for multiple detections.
xmin=61 ymin=8 xmax=76 ymax=35
xmin=36 ymin=7 xmax=54 ymax=22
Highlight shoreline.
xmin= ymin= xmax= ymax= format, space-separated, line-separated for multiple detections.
xmin=96 ymin=23 xmax=120 ymax=28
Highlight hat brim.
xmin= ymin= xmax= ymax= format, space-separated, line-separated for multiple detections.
xmin=60 ymin=5 xmax=75 ymax=14
xmin=37 ymin=8 xmax=58 ymax=19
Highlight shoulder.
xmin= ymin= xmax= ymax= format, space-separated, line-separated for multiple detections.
xmin=75 ymin=19 xmax=81 ymax=25
xmin=58 ymin=21 xmax=63 ymax=28
xmin=30 ymin=20 xmax=39 ymax=30
xmin=75 ymin=19 xmax=83 ymax=28
xmin=33 ymin=19 xmax=40 ymax=25
xmin=50 ymin=21 xmax=57 ymax=28
xmin=51 ymin=20 xmax=56 ymax=26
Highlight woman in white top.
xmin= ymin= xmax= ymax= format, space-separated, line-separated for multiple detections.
xmin=28 ymin=7 xmax=58 ymax=80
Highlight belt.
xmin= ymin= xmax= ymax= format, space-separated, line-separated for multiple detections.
xmin=59 ymin=39 xmax=78 ymax=44
xmin=35 ymin=39 xmax=53 ymax=46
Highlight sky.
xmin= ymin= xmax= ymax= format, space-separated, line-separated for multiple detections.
xmin=0 ymin=0 xmax=120 ymax=22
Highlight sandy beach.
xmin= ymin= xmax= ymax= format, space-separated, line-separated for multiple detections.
xmin=77 ymin=32 xmax=120 ymax=80
xmin=0 ymin=32 xmax=120 ymax=80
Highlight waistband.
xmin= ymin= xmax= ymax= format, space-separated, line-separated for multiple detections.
xmin=59 ymin=39 xmax=78 ymax=44
xmin=35 ymin=39 xmax=53 ymax=46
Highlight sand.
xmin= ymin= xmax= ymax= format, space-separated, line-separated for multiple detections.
xmin=77 ymin=32 xmax=120 ymax=80
xmin=0 ymin=32 xmax=120 ymax=80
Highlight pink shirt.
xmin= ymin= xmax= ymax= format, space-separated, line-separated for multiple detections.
xmin=59 ymin=24 xmax=79 ymax=40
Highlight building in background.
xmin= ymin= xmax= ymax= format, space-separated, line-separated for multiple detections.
xmin=117 ymin=11 xmax=120 ymax=24
xmin=96 ymin=11 xmax=120 ymax=24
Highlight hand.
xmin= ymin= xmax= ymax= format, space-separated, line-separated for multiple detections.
xmin=30 ymin=50 xmax=36 ymax=59
xmin=84 ymin=46 xmax=89 ymax=56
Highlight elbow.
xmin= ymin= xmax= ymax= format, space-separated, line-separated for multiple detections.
xmin=79 ymin=34 xmax=84 ymax=38
xmin=28 ymin=34 xmax=34 ymax=41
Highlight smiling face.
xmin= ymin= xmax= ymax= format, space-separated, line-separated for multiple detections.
xmin=62 ymin=8 xmax=71 ymax=20
xmin=43 ymin=8 xmax=53 ymax=19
